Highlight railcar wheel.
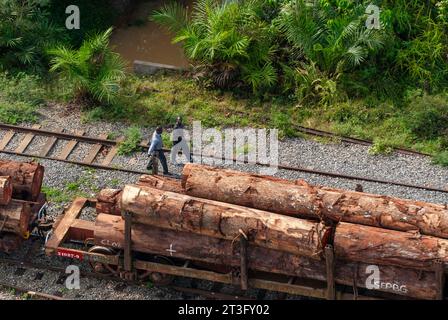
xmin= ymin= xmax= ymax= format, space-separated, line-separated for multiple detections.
xmin=88 ymin=246 xmax=119 ymax=276
xmin=140 ymin=255 xmax=175 ymax=286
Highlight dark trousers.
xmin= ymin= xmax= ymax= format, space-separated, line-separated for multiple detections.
xmin=156 ymin=150 xmax=169 ymax=174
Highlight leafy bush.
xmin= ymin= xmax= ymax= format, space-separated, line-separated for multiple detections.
xmin=47 ymin=0 xmax=118 ymax=48
xmin=48 ymin=28 xmax=126 ymax=105
xmin=0 ymin=101 xmax=39 ymax=124
xmin=368 ymin=139 xmax=393 ymax=155
xmin=152 ymin=0 xmax=279 ymax=94
xmin=0 ymin=0 xmax=63 ymax=73
xmin=0 ymin=72 xmax=43 ymax=124
xmin=406 ymin=94 xmax=448 ymax=139
xmin=117 ymin=126 xmax=142 ymax=156
xmin=432 ymin=150 xmax=448 ymax=167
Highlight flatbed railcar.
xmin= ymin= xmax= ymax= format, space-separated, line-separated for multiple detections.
xmin=44 ymin=197 xmax=445 ymax=300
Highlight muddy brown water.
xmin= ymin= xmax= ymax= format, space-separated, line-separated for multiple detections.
xmin=110 ymin=0 xmax=193 ymax=69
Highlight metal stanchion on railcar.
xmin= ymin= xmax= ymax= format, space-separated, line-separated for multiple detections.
xmin=325 ymin=245 xmax=336 ymax=300
xmin=122 ymin=211 xmax=134 ymax=280
xmin=434 ymin=260 xmax=445 ymax=300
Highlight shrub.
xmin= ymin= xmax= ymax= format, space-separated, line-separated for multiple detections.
xmin=406 ymin=94 xmax=448 ymax=139
xmin=117 ymin=126 xmax=142 ymax=155
xmin=48 ymin=28 xmax=126 ymax=106
xmin=432 ymin=150 xmax=448 ymax=167
xmin=368 ymin=139 xmax=393 ymax=155
xmin=0 ymin=0 xmax=63 ymax=72
xmin=0 ymin=72 xmax=43 ymax=124
xmin=0 ymin=101 xmax=39 ymax=124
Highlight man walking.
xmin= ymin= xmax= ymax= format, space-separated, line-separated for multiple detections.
xmin=147 ymin=127 xmax=170 ymax=175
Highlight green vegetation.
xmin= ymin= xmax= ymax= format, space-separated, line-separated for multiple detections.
xmin=0 ymin=72 xmax=43 ymax=124
xmin=42 ymin=169 xmax=99 ymax=203
xmin=47 ymin=0 xmax=118 ymax=47
xmin=48 ymin=28 xmax=126 ymax=105
xmin=1 ymin=0 xmax=448 ymax=166
xmin=117 ymin=126 xmax=143 ymax=155
xmin=0 ymin=0 xmax=63 ymax=73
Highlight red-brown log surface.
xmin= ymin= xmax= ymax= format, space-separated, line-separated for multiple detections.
xmin=94 ymin=213 xmax=438 ymax=299
xmin=0 ymin=201 xmax=32 ymax=235
xmin=120 ymin=184 xmax=330 ymax=258
xmin=0 ymin=176 xmax=12 ymax=205
xmin=334 ymin=222 xmax=448 ymax=270
xmin=96 ymin=189 xmax=122 ymax=216
xmin=137 ymin=175 xmax=184 ymax=194
xmin=0 ymin=160 xmax=44 ymax=201
xmin=181 ymin=163 xmax=448 ymax=239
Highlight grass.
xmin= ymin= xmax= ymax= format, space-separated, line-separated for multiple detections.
xmin=48 ymin=71 xmax=448 ymax=166
xmin=117 ymin=126 xmax=143 ymax=156
xmin=0 ymin=67 xmax=444 ymax=166
xmin=42 ymin=169 xmax=99 ymax=203
xmin=0 ymin=72 xmax=43 ymax=124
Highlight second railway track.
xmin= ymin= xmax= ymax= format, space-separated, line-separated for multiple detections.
xmin=0 ymin=123 xmax=446 ymax=194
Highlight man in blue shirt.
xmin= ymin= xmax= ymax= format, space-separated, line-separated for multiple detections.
xmin=147 ymin=127 xmax=170 ymax=175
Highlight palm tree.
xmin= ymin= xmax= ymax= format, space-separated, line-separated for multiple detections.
xmin=278 ymin=0 xmax=384 ymax=77
xmin=152 ymin=0 xmax=278 ymax=93
xmin=48 ymin=28 xmax=126 ymax=105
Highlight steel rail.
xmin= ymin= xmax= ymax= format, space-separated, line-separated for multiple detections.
xmin=0 ymin=123 xmax=431 ymax=157
xmin=0 ymin=123 xmax=446 ymax=194
xmin=0 ymin=257 xmax=257 ymax=300
xmin=294 ymin=126 xmax=432 ymax=157
xmin=0 ymin=281 xmax=66 ymax=300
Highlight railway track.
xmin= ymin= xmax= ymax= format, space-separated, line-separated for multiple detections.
xmin=0 ymin=256 xmax=275 ymax=301
xmin=294 ymin=125 xmax=431 ymax=157
xmin=0 ymin=123 xmax=446 ymax=194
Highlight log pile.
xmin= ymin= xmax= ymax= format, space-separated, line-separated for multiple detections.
xmin=92 ymin=164 xmax=448 ymax=299
xmin=0 ymin=160 xmax=45 ymax=253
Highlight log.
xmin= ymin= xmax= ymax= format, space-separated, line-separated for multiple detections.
xmin=96 ymin=176 xmax=183 ymax=216
xmin=94 ymin=213 xmax=438 ymax=299
xmin=334 ymin=222 xmax=448 ymax=271
xmin=0 ymin=201 xmax=32 ymax=236
xmin=137 ymin=175 xmax=184 ymax=194
xmin=181 ymin=163 xmax=448 ymax=239
xmin=96 ymin=189 xmax=122 ymax=216
xmin=0 ymin=160 xmax=44 ymax=201
xmin=120 ymin=184 xmax=330 ymax=258
xmin=0 ymin=176 xmax=12 ymax=205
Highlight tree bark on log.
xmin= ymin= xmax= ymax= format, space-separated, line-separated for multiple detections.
xmin=0 ymin=176 xmax=12 ymax=205
xmin=181 ymin=163 xmax=448 ymax=239
xmin=94 ymin=213 xmax=438 ymax=299
xmin=120 ymin=184 xmax=330 ymax=258
xmin=137 ymin=175 xmax=184 ymax=194
xmin=334 ymin=222 xmax=448 ymax=270
xmin=0 ymin=160 xmax=44 ymax=201
xmin=0 ymin=201 xmax=32 ymax=236
xmin=96 ymin=189 xmax=122 ymax=216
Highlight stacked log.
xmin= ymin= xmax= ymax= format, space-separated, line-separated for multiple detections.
xmin=90 ymin=165 xmax=448 ymax=299
xmin=137 ymin=175 xmax=184 ymax=194
xmin=94 ymin=213 xmax=439 ymax=300
xmin=181 ymin=163 xmax=448 ymax=239
xmin=96 ymin=189 xmax=122 ymax=216
xmin=334 ymin=222 xmax=448 ymax=270
xmin=95 ymin=176 xmax=184 ymax=216
xmin=120 ymin=184 xmax=331 ymax=258
xmin=0 ymin=160 xmax=44 ymax=201
xmin=0 ymin=160 xmax=44 ymax=251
